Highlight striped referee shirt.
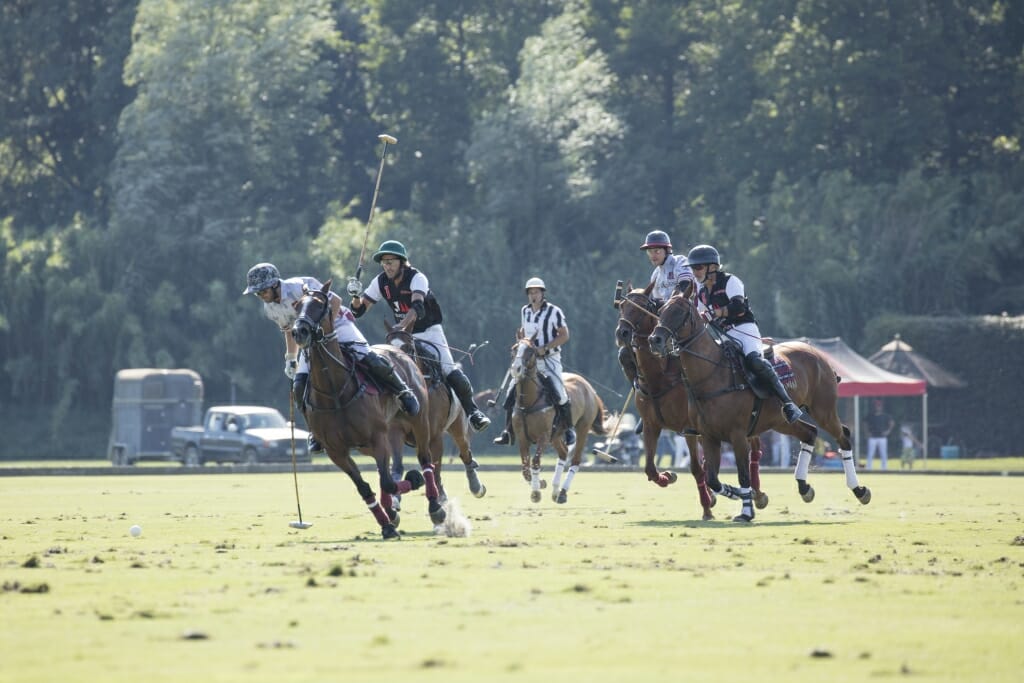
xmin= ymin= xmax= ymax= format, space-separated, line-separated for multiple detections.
xmin=521 ymin=301 xmax=567 ymax=354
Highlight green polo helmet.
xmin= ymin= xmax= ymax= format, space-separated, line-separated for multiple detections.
xmin=372 ymin=240 xmax=408 ymax=263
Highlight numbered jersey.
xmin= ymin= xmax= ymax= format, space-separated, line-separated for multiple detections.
xmin=363 ymin=266 xmax=443 ymax=334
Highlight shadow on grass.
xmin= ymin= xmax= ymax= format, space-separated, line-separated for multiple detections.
xmin=631 ymin=518 xmax=852 ymax=529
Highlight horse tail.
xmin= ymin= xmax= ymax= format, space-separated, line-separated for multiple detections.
xmin=591 ymin=395 xmax=611 ymax=436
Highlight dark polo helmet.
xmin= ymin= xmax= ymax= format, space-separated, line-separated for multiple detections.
xmin=687 ymin=244 xmax=721 ymax=267
xmin=373 ymin=240 xmax=408 ymax=263
xmin=640 ymin=230 xmax=672 ymax=252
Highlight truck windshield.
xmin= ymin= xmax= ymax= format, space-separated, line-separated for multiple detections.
xmin=245 ymin=412 xmax=286 ymax=429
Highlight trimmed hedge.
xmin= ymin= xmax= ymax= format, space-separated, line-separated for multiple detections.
xmin=863 ymin=314 xmax=1024 ymax=457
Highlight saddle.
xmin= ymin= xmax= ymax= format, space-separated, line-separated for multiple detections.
xmin=412 ymin=339 xmax=445 ymax=386
xmin=335 ymin=344 xmax=381 ymax=397
xmin=718 ymin=338 xmax=794 ymax=399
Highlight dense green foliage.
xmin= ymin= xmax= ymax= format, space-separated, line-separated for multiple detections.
xmin=1 ymin=0 xmax=1022 ymax=456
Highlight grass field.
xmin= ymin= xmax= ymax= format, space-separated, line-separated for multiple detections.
xmin=2 ymin=469 xmax=1022 ymax=683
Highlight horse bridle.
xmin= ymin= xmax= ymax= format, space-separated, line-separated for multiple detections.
xmin=617 ymin=293 xmax=661 ymax=348
xmin=650 ymin=296 xmax=707 ymax=358
xmin=294 ymin=289 xmax=332 ymax=347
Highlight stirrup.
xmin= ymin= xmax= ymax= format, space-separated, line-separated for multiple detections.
xmin=493 ymin=430 xmax=512 ymax=446
xmin=307 ymin=435 xmax=325 ymax=457
xmin=469 ymin=410 xmax=491 ymax=432
xmin=563 ymin=427 xmax=577 ymax=447
xmin=783 ymin=402 xmax=802 ymax=423
xmin=398 ymin=390 xmax=420 ymax=416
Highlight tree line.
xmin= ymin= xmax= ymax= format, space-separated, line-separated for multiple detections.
xmin=1 ymin=0 xmax=1022 ymax=456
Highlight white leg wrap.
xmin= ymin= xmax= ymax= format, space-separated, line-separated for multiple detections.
xmin=530 ymin=468 xmax=541 ymax=491
xmin=841 ymin=450 xmax=859 ymax=488
xmin=552 ymin=459 xmax=566 ymax=491
xmin=795 ymin=443 xmax=812 ymax=480
xmin=563 ymin=465 xmax=579 ymax=491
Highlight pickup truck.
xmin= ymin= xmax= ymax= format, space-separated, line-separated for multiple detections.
xmin=170 ymin=406 xmax=311 ymax=466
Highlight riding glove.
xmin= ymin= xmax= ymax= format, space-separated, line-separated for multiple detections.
xmin=284 ymin=353 xmax=298 ymax=379
xmin=346 ymin=277 xmax=363 ymax=298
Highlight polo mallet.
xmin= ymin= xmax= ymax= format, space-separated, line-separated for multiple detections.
xmin=352 ymin=134 xmax=398 ymax=283
xmin=487 ymin=368 xmax=513 ymax=408
xmin=591 ymin=386 xmax=637 ymax=463
xmin=288 ymin=390 xmax=312 ymax=530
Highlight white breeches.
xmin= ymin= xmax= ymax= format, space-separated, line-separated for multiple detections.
xmin=538 ymin=355 xmax=569 ymax=405
xmin=725 ymin=322 xmax=763 ymax=356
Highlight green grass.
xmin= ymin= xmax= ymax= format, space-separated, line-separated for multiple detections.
xmin=1 ymin=470 xmax=1022 ymax=683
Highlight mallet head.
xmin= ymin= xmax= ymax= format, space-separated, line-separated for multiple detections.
xmin=378 ymin=134 xmax=398 ymax=145
xmin=289 ymin=521 xmax=313 ymax=530
xmin=591 ymin=448 xmax=619 ymax=464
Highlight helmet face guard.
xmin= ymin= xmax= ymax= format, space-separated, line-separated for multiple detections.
xmin=640 ymin=230 xmax=672 ymax=251
xmin=243 ymin=263 xmax=281 ymax=295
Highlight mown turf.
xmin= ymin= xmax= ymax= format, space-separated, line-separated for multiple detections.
xmin=1 ymin=469 xmax=1021 ymax=683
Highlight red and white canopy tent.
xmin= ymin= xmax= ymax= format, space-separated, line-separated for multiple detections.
xmin=785 ymin=337 xmax=928 ymax=460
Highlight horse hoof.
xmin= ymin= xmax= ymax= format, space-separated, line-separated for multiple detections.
xmin=754 ymin=490 xmax=770 ymax=510
xmin=472 ymin=484 xmax=487 ymax=499
xmin=732 ymin=514 xmax=754 ymax=523
xmin=801 ymin=486 xmax=815 ymax=503
xmin=530 ymin=490 xmax=542 ymax=503
xmin=708 ymin=492 xmax=718 ymax=508
xmin=665 ymin=471 xmax=678 ymax=485
xmin=702 ymin=511 xmax=715 ymax=521
xmin=404 ymin=470 xmax=425 ymax=490
xmin=854 ymin=486 xmax=872 ymax=504
xmin=556 ymin=489 xmax=568 ymax=504
xmin=551 ymin=488 xmax=560 ymax=502
xmin=381 ymin=524 xmax=400 ymax=540
xmin=429 ymin=500 xmax=447 ymax=525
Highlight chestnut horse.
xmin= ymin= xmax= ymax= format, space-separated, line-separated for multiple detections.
xmin=648 ymin=283 xmax=871 ymax=521
xmin=291 ymin=281 xmax=441 ymax=538
xmin=508 ymin=338 xmax=611 ymax=504
xmin=385 ymin=329 xmax=487 ymax=502
xmin=615 ymin=285 xmax=768 ymax=520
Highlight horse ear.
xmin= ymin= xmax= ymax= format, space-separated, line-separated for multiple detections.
xmin=682 ymin=279 xmax=695 ymax=299
xmin=625 ymin=279 xmax=633 ymax=292
xmin=643 ymin=281 xmax=655 ymax=296
xmin=322 ymin=279 xmax=332 ymax=293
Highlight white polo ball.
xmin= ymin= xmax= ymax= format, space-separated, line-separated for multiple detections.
xmin=129 ymin=524 xmax=142 ymax=537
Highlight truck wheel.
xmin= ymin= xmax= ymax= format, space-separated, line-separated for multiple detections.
xmin=184 ymin=445 xmax=201 ymax=467
xmin=243 ymin=447 xmax=259 ymax=466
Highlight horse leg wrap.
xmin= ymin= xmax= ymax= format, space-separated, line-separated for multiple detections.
xmin=840 ymin=450 xmax=860 ymax=488
xmin=395 ymin=479 xmax=414 ymax=495
xmin=739 ymin=487 xmax=754 ymax=520
xmin=422 ymin=466 xmax=440 ymax=500
xmin=795 ymin=443 xmax=812 ymax=480
xmin=562 ymin=465 xmax=579 ymax=492
xmin=530 ymin=468 xmax=541 ymax=491
xmin=749 ymin=445 xmax=762 ymax=492
xmin=364 ymin=495 xmax=391 ymax=527
xmin=552 ymin=459 xmax=567 ymax=492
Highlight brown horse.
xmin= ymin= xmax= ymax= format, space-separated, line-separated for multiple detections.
xmin=385 ymin=329 xmax=487 ymax=502
xmin=615 ymin=285 xmax=768 ymax=520
xmin=291 ymin=281 xmax=441 ymax=538
xmin=508 ymin=338 xmax=611 ymax=504
xmin=648 ymin=283 xmax=871 ymax=521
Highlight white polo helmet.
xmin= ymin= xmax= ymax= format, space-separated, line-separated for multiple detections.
xmin=524 ymin=277 xmax=546 ymax=292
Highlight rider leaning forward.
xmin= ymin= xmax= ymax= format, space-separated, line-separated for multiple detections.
xmin=686 ymin=244 xmax=802 ymax=424
xmin=243 ymin=263 xmax=420 ymax=457
xmin=347 ymin=240 xmax=491 ymax=433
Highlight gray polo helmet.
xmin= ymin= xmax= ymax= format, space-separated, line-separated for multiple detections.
xmin=243 ymin=263 xmax=281 ymax=295
xmin=686 ymin=244 xmax=721 ymax=267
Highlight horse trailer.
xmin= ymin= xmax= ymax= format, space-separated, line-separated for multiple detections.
xmin=108 ymin=369 xmax=204 ymax=465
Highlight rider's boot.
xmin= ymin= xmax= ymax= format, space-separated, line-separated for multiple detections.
xmin=447 ymin=368 xmax=491 ymax=432
xmin=746 ymin=351 xmax=802 ymax=423
xmin=363 ymin=351 xmax=420 ymax=416
xmin=557 ymin=400 xmax=577 ymax=447
xmin=293 ymin=373 xmax=325 ymax=455
xmin=493 ymin=389 xmax=516 ymax=445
